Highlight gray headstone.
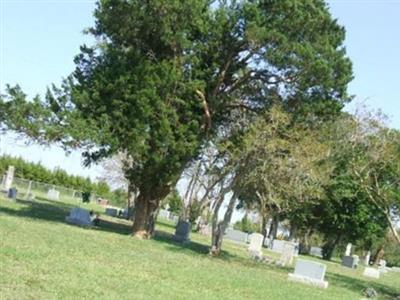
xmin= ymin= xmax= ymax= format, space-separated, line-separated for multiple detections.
xmin=224 ymin=228 xmax=248 ymax=244
xmin=7 ymin=188 xmax=17 ymax=200
xmin=310 ymin=247 xmax=323 ymax=258
xmin=173 ymin=220 xmax=191 ymax=243
xmin=288 ymin=259 xmax=328 ymax=289
xmin=363 ymin=267 xmax=380 ymax=279
xmin=248 ymin=233 xmax=264 ymax=258
xmin=342 ymin=255 xmax=358 ymax=269
xmin=65 ymin=207 xmax=93 ymax=226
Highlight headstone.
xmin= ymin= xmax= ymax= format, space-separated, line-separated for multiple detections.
xmin=342 ymin=255 xmax=358 ymax=269
xmin=310 ymin=247 xmax=323 ymax=258
xmin=378 ymin=259 xmax=387 ymax=274
xmin=7 ymin=188 xmax=17 ymax=200
xmin=345 ymin=243 xmax=352 ymax=256
xmin=364 ymin=251 xmax=371 ymax=265
xmin=173 ymin=220 xmax=191 ymax=243
xmin=158 ymin=209 xmax=170 ymax=220
xmin=47 ymin=189 xmax=60 ymax=201
xmin=105 ymin=207 xmax=118 ymax=217
xmin=122 ymin=206 xmax=134 ymax=220
xmin=363 ymin=267 xmax=380 ymax=279
xmin=270 ymin=239 xmax=299 ymax=256
xmin=65 ymin=207 xmax=93 ymax=226
xmin=288 ymin=259 xmax=328 ymax=289
xmin=263 ymin=237 xmax=272 ymax=248
xmin=224 ymin=228 xmax=248 ymax=244
xmin=248 ymin=233 xmax=264 ymax=258
xmin=278 ymin=242 xmax=296 ymax=266
xmin=3 ymin=166 xmax=15 ymax=192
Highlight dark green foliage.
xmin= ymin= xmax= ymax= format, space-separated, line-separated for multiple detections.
xmin=0 ymin=0 xmax=353 ymax=234
xmin=164 ymin=189 xmax=183 ymax=215
xmin=81 ymin=191 xmax=91 ymax=203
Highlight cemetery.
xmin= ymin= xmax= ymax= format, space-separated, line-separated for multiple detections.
xmin=1 ymin=192 xmax=399 ymax=299
xmin=1 ymin=0 xmax=400 ymax=299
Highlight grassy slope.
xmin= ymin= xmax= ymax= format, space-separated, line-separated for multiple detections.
xmin=0 ymin=196 xmax=399 ymax=300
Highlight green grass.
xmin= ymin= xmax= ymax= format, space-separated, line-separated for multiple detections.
xmin=1 ymin=195 xmax=399 ymax=300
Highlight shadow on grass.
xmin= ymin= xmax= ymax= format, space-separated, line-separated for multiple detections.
xmin=326 ymin=272 xmax=400 ymax=299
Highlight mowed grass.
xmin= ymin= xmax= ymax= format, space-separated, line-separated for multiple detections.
xmin=1 ymin=195 xmax=399 ymax=300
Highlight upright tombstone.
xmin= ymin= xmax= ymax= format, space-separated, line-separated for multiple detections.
xmin=278 ymin=242 xmax=296 ymax=266
xmin=342 ymin=255 xmax=359 ymax=269
xmin=345 ymin=243 xmax=352 ymax=256
xmin=378 ymin=259 xmax=387 ymax=274
xmin=65 ymin=207 xmax=93 ymax=226
xmin=3 ymin=166 xmax=15 ymax=191
xmin=224 ymin=228 xmax=248 ymax=244
xmin=310 ymin=247 xmax=323 ymax=258
xmin=363 ymin=267 xmax=380 ymax=279
xmin=173 ymin=220 xmax=191 ymax=243
xmin=248 ymin=233 xmax=264 ymax=258
xmin=288 ymin=259 xmax=329 ymax=289
xmin=7 ymin=188 xmax=17 ymax=200
xmin=105 ymin=207 xmax=118 ymax=217
xmin=47 ymin=189 xmax=60 ymax=201
xmin=364 ymin=251 xmax=371 ymax=265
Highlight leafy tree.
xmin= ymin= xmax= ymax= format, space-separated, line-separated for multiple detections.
xmin=0 ymin=0 xmax=352 ymax=238
xmin=164 ymin=188 xmax=183 ymax=216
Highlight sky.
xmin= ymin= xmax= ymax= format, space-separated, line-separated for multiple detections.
xmin=1 ymin=0 xmax=399 ymax=188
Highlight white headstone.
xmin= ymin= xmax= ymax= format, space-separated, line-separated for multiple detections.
xmin=345 ymin=243 xmax=352 ymax=256
xmin=364 ymin=251 xmax=371 ymax=265
xmin=248 ymin=233 xmax=264 ymax=258
xmin=278 ymin=242 xmax=296 ymax=266
xmin=363 ymin=267 xmax=380 ymax=279
xmin=65 ymin=207 xmax=92 ymax=226
xmin=47 ymin=189 xmax=60 ymax=201
xmin=3 ymin=166 xmax=15 ymax=191
xmin=288 ymin=259 xmax=328 ymax=289
xmin=310 ymin=247 xmax=323 ymax=258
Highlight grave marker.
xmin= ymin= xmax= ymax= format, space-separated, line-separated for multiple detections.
xmin=3 ymin=166 xmax=15 ymax=192
xmin=363 ymin=267 xmax=380 ymax=279
xmin=288 ymin=259 xmax=329 ymax=289
xmin=65 ymin=207 xmax=93 ymax=226
xmin=248 ymin=233 xmax=264 ymax=258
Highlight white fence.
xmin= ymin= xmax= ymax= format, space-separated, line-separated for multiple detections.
xmin=1 ymin=175 xmax=102 ymax=203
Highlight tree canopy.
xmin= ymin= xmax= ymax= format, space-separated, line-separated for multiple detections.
xmin=0 ymin=0 xmax=353 ymax=237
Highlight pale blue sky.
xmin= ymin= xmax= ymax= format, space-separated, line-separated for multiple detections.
xmin=1 ymin=0 xmax=399 ymax=182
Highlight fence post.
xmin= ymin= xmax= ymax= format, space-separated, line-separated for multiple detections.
xmin=26 ymin=180 xmax=32 ymax=200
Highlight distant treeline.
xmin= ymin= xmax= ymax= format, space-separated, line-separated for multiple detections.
xmin=0 ymin=155 xmax=126 ymax=206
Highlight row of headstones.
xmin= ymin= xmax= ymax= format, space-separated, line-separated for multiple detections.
xmin=224 ymin=228 xmax=299 ymax=257
xmin=247 ymin=233 xmax=329 ymax=288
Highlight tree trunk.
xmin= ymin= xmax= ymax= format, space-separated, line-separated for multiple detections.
xmin=322 ymin=233 xmax=341 ymax=260
xmin=373 ymin=246 xmax=385 ymax=266
xmin=268 ymin=215 xmax=279 ymax=239
xmin=210 ymin=192 xmax=237 ymax=256
xmin=385 ymin=212 xmax=400 ymax=245
xmin=299 ymin=228 xmax=313 ymax=255
xmin=261 ymin=214 xmax=268 ymax=242
xmin=289 ymin=223 xmax=298 ymax=241
xmin=132 ymin=185 xmax=170 ymax=238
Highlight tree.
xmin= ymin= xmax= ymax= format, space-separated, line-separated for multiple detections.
xmin=1 ymin=0 xmax=352 ymax=238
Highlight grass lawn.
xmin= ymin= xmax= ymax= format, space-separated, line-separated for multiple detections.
xmin=1 ymin=195 xmax=399 ymax=300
